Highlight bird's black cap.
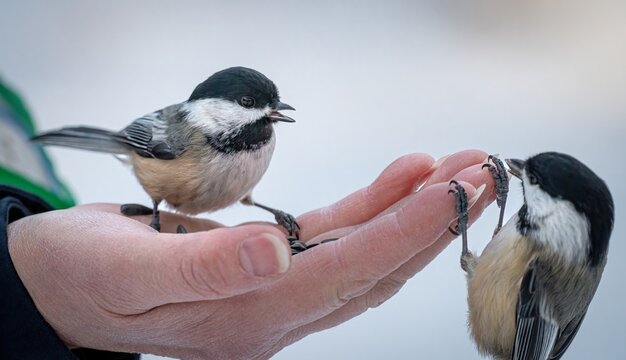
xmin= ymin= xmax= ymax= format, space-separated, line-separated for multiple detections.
xmin=189 ymin=67 xmax=280 ymax=109
xmin=525 ymin=152 xmax=614 ymax=266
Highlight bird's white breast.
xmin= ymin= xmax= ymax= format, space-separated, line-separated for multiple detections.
xmin=131 ymin=135 xmax=276 ymax=215
xmin=522 ymin=176 xmax=591 ymax=265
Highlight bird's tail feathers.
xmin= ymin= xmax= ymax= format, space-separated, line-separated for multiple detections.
xmin=31 ymin=126 xmax=127 ymax=154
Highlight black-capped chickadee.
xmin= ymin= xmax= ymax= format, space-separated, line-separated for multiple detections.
xmin=33 ymin=67 xmax=303 ymax=245
xmin=449 ymin=152 xmax=614 ymax=360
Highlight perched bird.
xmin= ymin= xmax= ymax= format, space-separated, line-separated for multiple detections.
xmin=32 ymin=66 xmax=301 ymax=241
xmin=449 ymin=152 xmax=614 ymax=360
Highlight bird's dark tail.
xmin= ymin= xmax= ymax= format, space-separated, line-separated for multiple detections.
xmin=31 ymin=126 xmax=128 ymax=154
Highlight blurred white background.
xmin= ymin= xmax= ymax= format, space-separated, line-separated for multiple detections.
xmin=1 ymin=1 xmax=624 ymax=359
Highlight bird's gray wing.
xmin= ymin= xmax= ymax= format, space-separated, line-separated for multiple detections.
xmin=119 ymin=105 xmax=186 ymax=160
xmin=548 ymin=313 xmax=586 ymax=360
xmin=512 ymin=260 xmax=560 ymax=360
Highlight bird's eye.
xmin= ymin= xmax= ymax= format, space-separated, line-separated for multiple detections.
xmin=240 ymin=96 xmax=255 ymax=108
xmin=527 ymin=173 xmax=538 ymax=185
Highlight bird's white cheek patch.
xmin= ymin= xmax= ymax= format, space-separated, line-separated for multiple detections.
xmin=524 ymin=182 xmax=590 ymax=264
xmin=183 ymin=98 xmax=266 ymax=135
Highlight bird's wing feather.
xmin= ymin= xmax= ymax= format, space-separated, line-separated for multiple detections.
xmin=119 ymin=106 xmax=185 ymax=160
xmin=512 ymin=260 xmax=560 ymax=360
xmin=548 ymin=313 xmax=586 ymax=360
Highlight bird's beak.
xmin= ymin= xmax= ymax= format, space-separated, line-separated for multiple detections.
xmin=268 ymin=101 xmax=296 ymax=123
xmin=505 ymin=158 xmax=525 ymax=180
xmin=274 ymin=101 xmax=295 ymax=111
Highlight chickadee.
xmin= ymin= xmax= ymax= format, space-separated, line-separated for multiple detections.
xmin=33 ymin=67 xmax=302 ymax=243
xmin=449 ymin=152 xmax=614 ymax=360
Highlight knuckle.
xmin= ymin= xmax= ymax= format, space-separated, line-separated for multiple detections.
xmin=391 ymin=210 xmax=414 ymax=241
xmin=331 ymin=240 xmax=378 ymax=306
xmin=365 ymin=278 xmax=405 ymax=309
xmin=179 ymin=249 xmax=232 ymax=298
xmin=335 ymin=278 xmax=376 ymax=306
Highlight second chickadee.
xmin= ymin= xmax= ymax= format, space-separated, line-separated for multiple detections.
xmin=33 ymin=67 xmax=301 ymax=242
xmin=449 ymin=152 xmax=614 ymax=360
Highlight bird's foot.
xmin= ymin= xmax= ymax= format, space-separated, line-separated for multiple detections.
xmin=275 ymin=211 xmax=301 ymax=240
xmin=289 ymin=237 xmax=338 ymax=255
xmin=243 ymin=199 xmax=302 ymax=240
xmin=449 ymin=180 xmax=472 ymax=272
xmin=289 ymin=238 xmax=308 ymax=255
xmin=482 ymin=155 xmax=509 ymax=235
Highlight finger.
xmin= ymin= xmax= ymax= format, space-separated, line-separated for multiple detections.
xmin=421 ymin=149 xmax=487 ymax=188
xmin=325 ymin=167 xmax=495 ymax=319
xmin=275 ymin=174 xmax=496 ymax=342
xmin=357 ymin=150 xmax=489 ymax=223
xmin=49 ymin=211 xmax=293 ymax=312
xmin=369 ymin=166 xmax=497 ymax=285
xmin=140 ymin=227 xmax=295 ymax=310
xmin=307 ymin=163 xmax=498 ymax=245
xmin=332 ymin=180 xmax=479 ymax=279
xmin=296 ymin=153 xmax=435 ymax=241
xmin=301 ymin=160 xmax=498 ymax=245
xmin=350 ymin=165 xmax=496 ymax=300
xmin=79 ymin=203 xmax=224 ymax=233
xmin=251 ymin=181 xmax=480 ymax=331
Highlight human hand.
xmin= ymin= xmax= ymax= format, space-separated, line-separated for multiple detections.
xmin=7 ymin=150 xmax=495 ymax=359
xmin=258 ymin=149 xmax=496 ymax=357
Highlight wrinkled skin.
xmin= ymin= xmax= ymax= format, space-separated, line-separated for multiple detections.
xmin=8 ymin=150 xmax=496 ymax=359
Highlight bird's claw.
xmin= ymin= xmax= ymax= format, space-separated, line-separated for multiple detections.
xmin=449 ymin=180 xmax=470 ymax=262
xmin=176 ymin=225 xmax=187 ymax=234
xmin=448 ymin=181 xmax=469 ymax=238
xmin=483 ymin=155 xmax=509 ymax=209
xmin=275 ymin=211 xmax=301 ymax=240
xmin=483 ymin=155 xmax=510 ymax=235
xmin=289 ymin=237 xmax=338 ymax=255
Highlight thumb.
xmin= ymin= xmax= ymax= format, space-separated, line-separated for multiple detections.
xmin=116 ymin=224 xmax=292 ymax=311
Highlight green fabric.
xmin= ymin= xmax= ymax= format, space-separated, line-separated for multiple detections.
xmin=0 ymin=167 xmax=74 ymax=209
xmin=0 ymin=77 xmax=75 ymax=209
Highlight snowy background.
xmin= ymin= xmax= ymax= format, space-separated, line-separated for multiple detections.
xmin=1 ymin=1 xmax=624 ymax=359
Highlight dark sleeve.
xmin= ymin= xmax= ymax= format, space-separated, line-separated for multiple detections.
xmin=0 ymin=185 xmax=139 ymax=360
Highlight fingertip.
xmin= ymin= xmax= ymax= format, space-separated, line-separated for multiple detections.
xmin=443 ymin=149 xmax=489 ymax=168
xmin=423 ymin=150 xmax=488 ymax=188
xmin=395 ymin=152 xmax=436 ymax=167
xmin=375 ymin=153 xmax=436 ymax=183
xmin=240 ymin=232 xmax=291 ymax=277
xmin=147 ymin=224 xmax=292 ymax=304
xmin=427 ymin=154 xmax=451 ymax=172
xmin=468 ymin=184 xmax=487 ymax=207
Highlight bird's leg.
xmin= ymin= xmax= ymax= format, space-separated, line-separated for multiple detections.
xmin=289 ymin=240 xmax=308 ymax=255
xmin=241 ymin=196 xmax=337 ymax=254
xmin=121 ymin=202 xmax=187 ymax=233
xmin=482 ymin=155 xmax=509 ymax=236
xmin=147 ymin=199 xmax=161 ymax=232
xmin=448 ymin=181 xmax=475 ymax=274
xmin=240 ymin=196 xmax=301 ymax=240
